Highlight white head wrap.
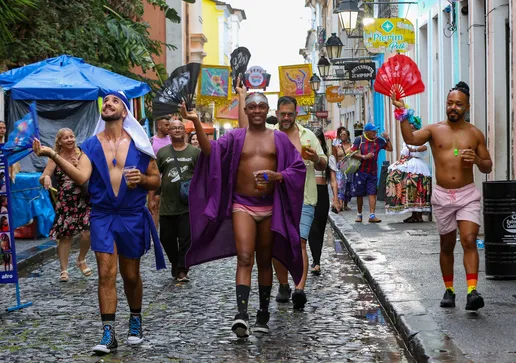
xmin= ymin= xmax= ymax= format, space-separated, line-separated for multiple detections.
xmin=245 ymin=92 xmax=269 ymax=106
xmin=93 ymin=91 xmax=155 ymax=159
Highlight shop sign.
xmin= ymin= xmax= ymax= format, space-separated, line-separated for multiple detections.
xmin=363 ymin=18 xmax=415 ymax=53
xmin=326 ymin=86 xmax=345 ymax=103
xmin=345 ymin=63 xmax=376 ymax=81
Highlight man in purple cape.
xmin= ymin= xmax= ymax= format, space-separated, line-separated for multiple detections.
xmin=182 ymin=93 xmax=306 ymax=338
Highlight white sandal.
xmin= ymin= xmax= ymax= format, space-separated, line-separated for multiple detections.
xmin=76 ymin=258 xmax=92 ymax=277
xmin=59 ymin=270 xmax=69 ymax=282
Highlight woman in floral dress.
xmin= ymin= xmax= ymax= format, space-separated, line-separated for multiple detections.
xmin=39 ymin=128 xmax=92 ymax=282
xmin=385 ymin=115 xmax=432 ymax=222
xmin=332 ymin=127 xmax=353 ymax=211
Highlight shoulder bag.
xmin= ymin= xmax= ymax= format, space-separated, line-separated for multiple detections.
xmin=171 ymin=146 xmax=191 ymax=205
xmin=341 ymin=137 xmax=363 ymax=175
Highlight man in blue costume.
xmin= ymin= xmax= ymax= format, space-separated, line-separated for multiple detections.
xmin=33 ymin=91 xmax=166 ymax=354
xmin=183 ymin=92 xmax=306 ymax=338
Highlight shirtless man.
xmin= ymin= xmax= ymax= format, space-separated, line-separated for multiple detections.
xmin=183 ymin=93 xmax=306 ymax=337
xmin=33 ymin=92 xmax=166 ymax=353
xmin=393 ymin=81 xmax=492 ymax=310
xmin=237 ymin=83 xmax=327 ymax=310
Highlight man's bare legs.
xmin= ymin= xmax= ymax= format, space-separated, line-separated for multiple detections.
xmin=119 ymin=254 xmax=144 ymax=344
xmin=94 ymin=244 xmax=145 ymax=350
xmin=368 ymin=194 xmax=377 ymax=214
xmin=458 ymin=220 xmax=484 ymax=309
xmin=439 ymin=221 xmax=484 ymax=310
xmin=255 ymin=217 xmax=274 ymax=332
xmin=94 ymin=248 xmax=119 ymax=352
xmin=232 ymin=211 xmax=257 ymax=337
xmin=273 ymin=238 xmax=309 ymax=309
xmin=96 ymin=249 xmax=118 ymax=317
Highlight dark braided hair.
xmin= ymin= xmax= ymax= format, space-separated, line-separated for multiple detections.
xmin=449 ymin=81 xmax=470 ymax=100
xmin=314 ymin=128 xmax=331 ymax=182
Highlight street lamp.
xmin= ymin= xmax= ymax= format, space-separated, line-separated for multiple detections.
xmin=309 ymin=74 xmax=321 ymax=93
xmin=336 ymin=0 xmax=360 ymax=38
xmin=325 ymin=33 xmax=343 ymax=60
xmin=317 ymin=56 xmax=331 ymax=78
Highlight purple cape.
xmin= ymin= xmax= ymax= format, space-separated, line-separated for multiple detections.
xmin=186 ymin=128 xmax=306 ymax=284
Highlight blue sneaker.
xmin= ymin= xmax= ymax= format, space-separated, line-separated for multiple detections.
xmin=92 ymin=324 xmax=118 ymax=354
xmin=126 ymin=315 xmax=144 ymax=345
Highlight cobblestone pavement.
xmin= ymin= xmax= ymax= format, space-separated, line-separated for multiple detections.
xmin=0 ymin=226 xmax=413 ymax=362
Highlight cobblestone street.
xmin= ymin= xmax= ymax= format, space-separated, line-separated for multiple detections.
xmin=0 ymin=227 xmax=412 ymax=362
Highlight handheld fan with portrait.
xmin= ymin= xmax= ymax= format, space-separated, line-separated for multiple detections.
xmin=153 ymin=63 xmax=201 ymax=116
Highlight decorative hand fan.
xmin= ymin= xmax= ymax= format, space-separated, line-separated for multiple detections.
xmin=153 ymin=63 xmax=201 ymax=116
xmin=230 ymin=47 xmax=251 ymax=91
xmin=374 ymin=54 xmax=425 ymax=99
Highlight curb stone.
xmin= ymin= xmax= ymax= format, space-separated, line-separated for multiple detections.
xmin=329 ymin=213 xmax=470 ymax=363
xmin=16 ymin=240 xmax=57 ymax=273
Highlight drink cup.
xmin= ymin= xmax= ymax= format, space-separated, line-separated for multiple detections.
xmin=460 ymin=150 xmax=474 ymax=169
xmin=301 ymin=140 xmax=311 ymax=160
xmin=123 ymin=166 xmax=137 ymax=189
xmin=253 ymin=171 xmax=267 ymax=191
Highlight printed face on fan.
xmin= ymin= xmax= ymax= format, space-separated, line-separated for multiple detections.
xmin=446 ymin=90 xmax=469 ymax=123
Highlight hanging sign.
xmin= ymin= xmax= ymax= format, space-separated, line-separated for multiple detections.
xmin=326 ymin=86 xmax=345 ymax=103
xmin=363 ymin=18 xmax=415 ymax=53
xmin=245 ymin=66 xmax=271 ymax=90
xmin=345 ymin=62 xmax=376 ymax=81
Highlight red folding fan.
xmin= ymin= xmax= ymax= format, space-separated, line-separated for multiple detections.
xmin=374 ymin=54 xmax=425 ymax=99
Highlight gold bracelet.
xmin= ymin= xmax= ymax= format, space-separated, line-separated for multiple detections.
xmin=50 ymin=151 xmax=57 ymax=160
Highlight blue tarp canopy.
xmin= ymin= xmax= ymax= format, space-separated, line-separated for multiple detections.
xmin=0 ymin=55 xmax=151 ymax=100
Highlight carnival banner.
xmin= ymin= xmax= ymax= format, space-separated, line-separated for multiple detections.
xmin=0 ymin=149 xmax=16 ymax=285
xmin=278 ymin=64 xmax=314 ymax=106
xmin=215 ymin=96 xmax=239 ymax=120
xmin=197 ymin=65 xmax=232 ymax=106
xmin=363 ymin=18 xmax=415 ymax=53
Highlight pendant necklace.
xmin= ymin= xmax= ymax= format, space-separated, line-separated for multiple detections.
xmin=108 ymin=136 xmax=123 ymax=166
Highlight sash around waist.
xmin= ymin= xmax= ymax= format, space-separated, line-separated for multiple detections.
xmin=92 ymin=206 xmax=146 ymax=215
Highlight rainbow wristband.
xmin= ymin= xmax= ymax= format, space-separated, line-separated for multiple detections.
xmin=394 ymin=107 xmax=414 ymax=122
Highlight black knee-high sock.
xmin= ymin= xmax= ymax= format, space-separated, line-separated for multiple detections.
xmin=259 ymin=285 xmax=272 ymax=312
xmin=236 ymin=285 xmax=250 ymax=314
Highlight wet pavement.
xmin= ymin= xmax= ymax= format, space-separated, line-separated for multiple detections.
xmin=330 ymin=200 xmax=516 ymax=362
xmin=0 ymin=226 xmax=412 ymax=362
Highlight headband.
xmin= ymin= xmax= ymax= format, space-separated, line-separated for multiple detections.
xmin=104 ymin=91 xmax=131 ymax=110
xmin=245 ymin=93 xmax=269 ymax=106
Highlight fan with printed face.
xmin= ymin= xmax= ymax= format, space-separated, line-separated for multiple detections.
xmin=153 ymin=63 xmax=201 ymax=116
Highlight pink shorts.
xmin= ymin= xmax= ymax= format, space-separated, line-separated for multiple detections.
xmin=431 ymin=183 xmax=481 ymax=235
xmin=232 ymin=203 xmax=273 ymax=223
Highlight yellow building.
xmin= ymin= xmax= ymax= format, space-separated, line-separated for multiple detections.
xmin=201 ymin=0 xmax=246 ymax=66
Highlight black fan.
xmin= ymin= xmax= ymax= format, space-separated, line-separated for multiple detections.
xmin=230 ymin=47 xmax=251 ymax=91
xmin=153 ymin=63 xmax=201 ymax=116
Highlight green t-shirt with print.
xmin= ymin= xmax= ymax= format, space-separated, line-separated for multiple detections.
xmin=157 ymin=144 xmax=200 ymax=215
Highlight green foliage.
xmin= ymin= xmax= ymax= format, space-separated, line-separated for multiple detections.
xmin=0 ymin=0 xmax=36 ymax=45
xmin=0 ymin=0 xmax=193 ymax=87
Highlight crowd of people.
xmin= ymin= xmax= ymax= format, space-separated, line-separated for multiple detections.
xmin=22 ymin=79 xmax=491 ymax=355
